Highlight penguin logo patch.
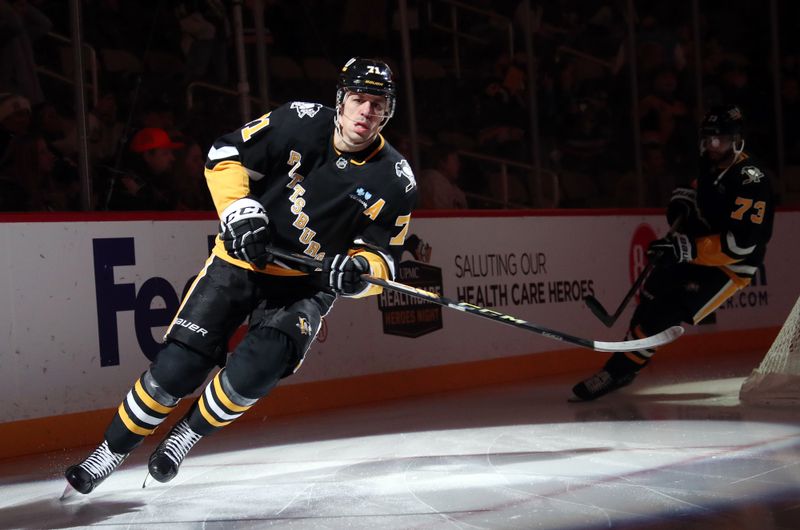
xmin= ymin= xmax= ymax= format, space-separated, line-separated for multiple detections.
xmin=290 ymin=102 xmax=322 ymax=118
xmin=394 ymin=159 xmax=416 ymax=193
xmin=741 ymin=166 xmax=764 ymax=185
xmin=296 ymin=317 xmax=312 ymax=336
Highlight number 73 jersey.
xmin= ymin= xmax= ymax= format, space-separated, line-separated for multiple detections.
xmin=692 ymin=152 xmax=774 ymax=280
xmin=204 ymin=101 xmax=418 ymax=272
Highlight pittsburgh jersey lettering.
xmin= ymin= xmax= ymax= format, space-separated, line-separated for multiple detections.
xmin=206 ymin=102 xmax=418 ymax=269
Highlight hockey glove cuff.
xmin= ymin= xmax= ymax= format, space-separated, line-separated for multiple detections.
xmin=647 ymin=233 xmax=695 ymax=265
xmin=220 ymin=197 xmax=272 ymax=268
xmin=320 ymin=254 xmax=371 ymax=297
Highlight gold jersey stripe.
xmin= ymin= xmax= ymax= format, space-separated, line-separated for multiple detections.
xmin=693 ymin=235 xmax=739 ymax=266
xmin=117 ymin=403 xmax=155 ymax=436
xmin=205 ymin=161 xmax=251 ymax=216
xmin=693 ymin=280 xmax=742 ymax=324
xmin=333 ymin=134 xmax=385 ymax=165
xmin=347 ymin=249 xmax=390 ymax=298
xmin=166 ymin=254 xmax=214 ymax=338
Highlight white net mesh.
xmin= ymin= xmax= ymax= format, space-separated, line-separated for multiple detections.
xmin=739 ymin=297 xmax=800 ymax=405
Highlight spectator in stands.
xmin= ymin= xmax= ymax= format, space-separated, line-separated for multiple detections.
xmin=477 ymin=53 xmax=529 ymax=161
xmin=139 ymin=96 xmax=180 ymax=135
xmin=0 ymin=0 xmax=52 ymax=103
xmin=169 ymin=135 xmax=213 ymax=210
xmin=783 ymin=77 xmax=800 ymax=164
xmin=639 ymin=68 xmax=690 ymax=147
xmin=419 ymin=145 xmax=468 ymax=209
xmin=106 ymin=127 xmax=182 ymax=210
xmin=88 ymin=92 xmax=125 ymax=164
xmin=614 ymin=132 xmax=679 ymax=207
xmin=175 ymin=0 xmax=230 ymax=85
xmin=31 ymin=100 xmax=77 ymax=158
xmin=0 ymin=91 xmax=31 ymax=168
xmin=0 ymin=132 xmax=77 ymax=211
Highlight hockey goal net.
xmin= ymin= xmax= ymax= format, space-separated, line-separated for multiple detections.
xmin=739 ymin=296 xmax=800 ymax=405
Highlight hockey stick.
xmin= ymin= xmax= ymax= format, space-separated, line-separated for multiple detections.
xmin=264 ymin=246 xmax=684 ymax=352
xmin=584 ymin=216 xmax=684 ymax=327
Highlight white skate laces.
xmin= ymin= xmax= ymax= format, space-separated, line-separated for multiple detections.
xmin=80 ymin=440 xmax=127 ymax=479
xmin=161 ymin=420 xmax=201 ymax=467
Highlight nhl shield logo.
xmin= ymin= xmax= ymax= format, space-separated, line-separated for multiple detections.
xmin=336 ymin=156 xmax=348 ymax=169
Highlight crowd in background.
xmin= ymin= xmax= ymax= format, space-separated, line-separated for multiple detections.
xmin=2 ymin=0 xmax=800 ymax=212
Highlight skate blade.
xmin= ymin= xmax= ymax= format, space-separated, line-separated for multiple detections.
xmin=142 ymin=472 xmax=154 ymax=489
xmin=567 ymin=394 xmax=589 ymax=403
xmin=59 ymin=482 xmax=78 ymax=501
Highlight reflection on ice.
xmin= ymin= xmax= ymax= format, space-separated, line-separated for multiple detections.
xmin=1 ymin=358 xmax=799 ymax=529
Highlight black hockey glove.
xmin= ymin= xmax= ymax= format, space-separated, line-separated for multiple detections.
xmin=647 ymin=233 xmax=695 ymax=265
xmin=320 ymin=254 xmax=370 ymax=296
xmin=220 ymin=197 xmax=272 ymax=268
xmin=666 ymin=187 xmax=696 ymax=228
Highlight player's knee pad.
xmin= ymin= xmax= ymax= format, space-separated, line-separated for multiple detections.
xmin=225 ymin=327 xmax=296 ymax=400
xmin=149 ymin=340 xmax=218 ymax=397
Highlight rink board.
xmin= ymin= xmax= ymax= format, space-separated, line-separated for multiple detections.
xmin=0 ymin=211 xmax=797 ymax=457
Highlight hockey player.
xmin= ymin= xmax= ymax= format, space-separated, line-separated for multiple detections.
xmin=64 ymin=57 xmax=417 ymax=494
xmin=572 ymin=104 xmax=774 ymax=401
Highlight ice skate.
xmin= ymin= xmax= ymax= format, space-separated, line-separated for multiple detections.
xmin=147 ymin=419 xmax=202 ymax=483
xmin=570 ymin=351 xmax=646 ymax=402
xmin=63 ymin=440 xmax=128 ymax=495
xmin=570 ymin=369 xmax=637 ymax=402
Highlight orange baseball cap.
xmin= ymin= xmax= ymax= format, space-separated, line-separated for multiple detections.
xmin=130 ymin=127 xmax=185 ymax=152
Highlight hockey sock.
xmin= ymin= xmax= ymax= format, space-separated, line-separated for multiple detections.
xmin=184 ymin=368 xmax=259 ymax=436
xmin=104 ymin=370 xmax=180 ymax=454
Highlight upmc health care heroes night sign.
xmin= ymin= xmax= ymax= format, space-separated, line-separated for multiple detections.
xmin=377 ymin=261 xmax=443 ymax=338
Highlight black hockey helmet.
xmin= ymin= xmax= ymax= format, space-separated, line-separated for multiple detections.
xmin=336 ymin=57 xmax=396 ymax=127
xmin=700 ymin=104 xmax=744 ymax=137
xmin=699 ymin=104 xmax=745 ymax=157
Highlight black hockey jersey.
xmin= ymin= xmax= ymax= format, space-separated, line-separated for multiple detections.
xmin=687 ymin=151 xmax=773 ymax=281
xmin=204 ymin=101 xmax=418 ymax=295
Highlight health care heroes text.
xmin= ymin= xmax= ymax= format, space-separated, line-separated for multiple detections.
xmin=452 ymin=252 xmax=595 ymax=308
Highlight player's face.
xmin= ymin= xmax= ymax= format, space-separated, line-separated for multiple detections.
xmin=703 ymin=134 xmax=735 ymax=161
xmin=338 ymin=92 xmax=387 ymax=148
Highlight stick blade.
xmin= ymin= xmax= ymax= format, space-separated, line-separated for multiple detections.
xmin=592 ymin=325 xmax=684 ymax=352
xmin=584 ymin=295 xmax=615 ymax=327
